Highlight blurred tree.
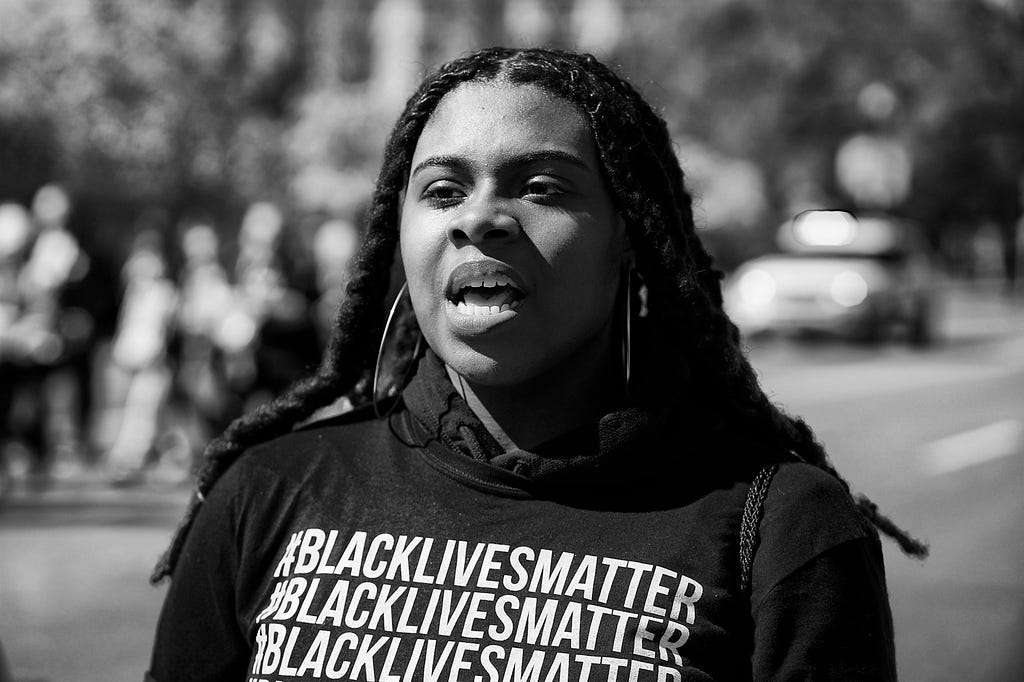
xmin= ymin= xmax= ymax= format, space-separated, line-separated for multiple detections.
xmin=0 ymin=114 xmax=57 ymax=204
xmin=0 ymin=0 xmax=1019 ymax=284
xmin=617 ymin=0 xmax=1022 ymax=278
xmin=903 ymin=0 xmax=1024 ymax=284
xmin=0 ymin=0 xmax=311 ymax=235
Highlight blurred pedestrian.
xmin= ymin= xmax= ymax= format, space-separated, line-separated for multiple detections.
xmin=173 ymin=222 xmax=238 ymax=469
xmin=232 ymin=202 xmax=321 ymax=410
xmin=0 ymin=185 xmax=97 ymax=486
xmin=149 ymin=48 xmax=924 ymax=680
xmin=310 ymin=216 xmax=361 ymax=345
xmin=0 ymin=202 xmax=43 ymax=491
xmin=102 ymin=230 xmax=177 ymax=484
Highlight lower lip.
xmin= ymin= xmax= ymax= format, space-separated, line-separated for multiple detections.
xmin=444 ymin=300 xmax=521 ymax=335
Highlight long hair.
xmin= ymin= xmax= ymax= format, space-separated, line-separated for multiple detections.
xmin=152 ymin=47 xmax=925 ymax=583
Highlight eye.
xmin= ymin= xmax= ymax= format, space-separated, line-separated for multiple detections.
xmin=421 ymin=180 xmax=465 ymax=208
xmin=521 ymin=177 xmax=566 ymax=201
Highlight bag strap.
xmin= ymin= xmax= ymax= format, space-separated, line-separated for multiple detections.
xmin=740 ymin=464 xmax=779 ymax=594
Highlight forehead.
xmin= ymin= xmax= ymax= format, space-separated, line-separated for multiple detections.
xmin=410 ymin=82 xmax=596 ymax=167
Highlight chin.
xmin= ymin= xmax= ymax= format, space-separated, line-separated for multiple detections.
xmin=433 ymin=341 xmax=547 ymax=389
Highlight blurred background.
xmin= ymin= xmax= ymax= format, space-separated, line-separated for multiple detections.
xmin=0 ymin=0 xmax=1021 ymax=680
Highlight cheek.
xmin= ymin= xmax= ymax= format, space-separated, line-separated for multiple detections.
xmin=399 ymin=210 xmax=435 ymax=283
xmin=398 ymin=225 xmax=444 ymax=333
xmin=400 ymin=238 xmax=429 ymax=298
xmin=542 ymin=221 xmax=622 ymax=285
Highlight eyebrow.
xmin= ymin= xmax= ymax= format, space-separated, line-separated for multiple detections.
xmin=410 ymin=149 xmax=591 ymax=179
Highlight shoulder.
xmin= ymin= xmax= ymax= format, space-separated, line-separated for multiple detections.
xmin=747 ymin=464 xmax=896 ymax=679
xmin=752 ymin=462 xmax=874 ymax=590
xmin=214 ymin=404 xmax=389 ymax=499
xmin=764 ymin=461 xmax=863 ymax=523
xmin=189 ymin=406 xmax=395 ymax=555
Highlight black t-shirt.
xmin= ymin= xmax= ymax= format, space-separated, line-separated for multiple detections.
xmin=148 ymin=358 xmax=895 ymax=681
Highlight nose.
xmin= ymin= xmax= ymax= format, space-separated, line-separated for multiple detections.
xmin=445 ymin=191 xmax=520 ymax=246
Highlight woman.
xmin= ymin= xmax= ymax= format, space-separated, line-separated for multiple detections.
xmin=148 ymin=47 xmax=924 ymax=681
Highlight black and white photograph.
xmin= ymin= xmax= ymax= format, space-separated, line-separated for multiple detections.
xmin=1 ymin=1 xmax=1022 ymax=680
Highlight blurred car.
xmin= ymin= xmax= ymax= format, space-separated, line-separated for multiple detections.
xmin=724 ymin=210 xmax=942 ymax=345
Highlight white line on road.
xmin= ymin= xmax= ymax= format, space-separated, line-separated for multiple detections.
xmin=918 ymin=419 xmax=1023 ymax=476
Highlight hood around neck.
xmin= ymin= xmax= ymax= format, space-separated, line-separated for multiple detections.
xmin=399 ymin=345 xmax=697 ymax=501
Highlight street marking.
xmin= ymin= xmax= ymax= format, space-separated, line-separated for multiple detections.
xmin=918 ymin=419 xmax=1023 ymax=476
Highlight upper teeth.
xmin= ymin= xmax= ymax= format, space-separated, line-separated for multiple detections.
xmin=460 ymin=275 xmax=514 ymax=291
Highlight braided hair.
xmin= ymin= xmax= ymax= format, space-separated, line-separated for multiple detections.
xmin=152 ymin=47 xmax=925 ymax=584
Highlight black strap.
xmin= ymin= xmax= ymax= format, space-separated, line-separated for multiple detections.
xmin=740 ymin=464 xmax=779 ymax=594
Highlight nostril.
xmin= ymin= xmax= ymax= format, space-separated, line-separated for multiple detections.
xmin=448 ymin=227 xmax=515 ymax=244
xmin=447 ymin=208 xmax=520 ymax=244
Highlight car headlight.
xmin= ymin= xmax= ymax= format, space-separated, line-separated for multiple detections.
xmin=830 ymin=271 xmax=868 ymax=307
xmin=737 ymin=269 xmax=776 ymax=305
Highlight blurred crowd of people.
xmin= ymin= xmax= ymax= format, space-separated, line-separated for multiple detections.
xmin=0 ymin=185 xmax=362 ymax=495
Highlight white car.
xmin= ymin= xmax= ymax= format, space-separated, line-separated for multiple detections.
xmin=725 ymin=210 xmax=941 ymax=345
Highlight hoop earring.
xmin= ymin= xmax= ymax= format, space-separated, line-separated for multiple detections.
xmin=373 ymin=282 xmax=423 ymax=418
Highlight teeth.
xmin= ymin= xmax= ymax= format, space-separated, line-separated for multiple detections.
xmin=483 ymin=275 xmax=510 ymax=287
xmin=458 ymin=274 xmax=515 ymax=293
xmin=455 ymin=300 xmax=521 ymax=315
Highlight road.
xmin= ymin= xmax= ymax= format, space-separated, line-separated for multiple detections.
xmin=0 ymin=487 xmax=185 ymax=682
xmin=1 ymin=285 xmax=1021 ymax=682
xmin=746 ymin=289 xmax=1024 ymax=682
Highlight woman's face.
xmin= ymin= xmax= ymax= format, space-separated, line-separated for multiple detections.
xmin=400 ymin=82 xmax=625 ymax=387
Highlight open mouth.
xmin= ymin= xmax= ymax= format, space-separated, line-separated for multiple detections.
xmin=446 ymin=266 xmax=526 ymax=316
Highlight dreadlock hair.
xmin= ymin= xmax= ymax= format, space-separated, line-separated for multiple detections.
xmin=152 ymin=46 xmax=926 ymax=584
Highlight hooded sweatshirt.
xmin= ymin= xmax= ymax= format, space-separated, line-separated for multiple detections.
xmin=148 ymin=352 xmax=895 ymax=681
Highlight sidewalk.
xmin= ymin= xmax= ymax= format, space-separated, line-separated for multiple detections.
xmin=943 ymin=278 xmax=1024 ymax=341
xmin=0 ymin=464 xmax=190 ymax=524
